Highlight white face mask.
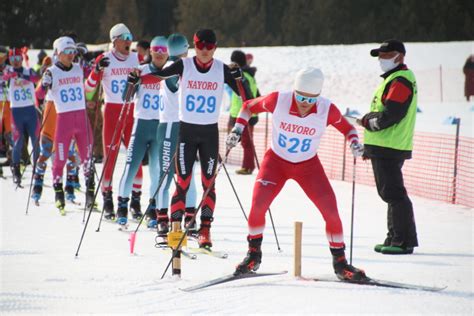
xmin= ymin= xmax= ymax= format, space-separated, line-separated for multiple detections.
xmin=379 ymin=54 xmax=400 ymax=72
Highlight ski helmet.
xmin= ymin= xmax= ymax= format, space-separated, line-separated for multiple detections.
xmin=294 ymin=67 xmax=324 ymax=95
xmin=167 ymin=33 xmax=189 ymax=57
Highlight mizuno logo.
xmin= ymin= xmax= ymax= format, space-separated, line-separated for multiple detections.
xmin=256 ymin=178 xmax=276 ymax=186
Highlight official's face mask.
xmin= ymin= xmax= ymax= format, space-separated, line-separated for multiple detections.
xmin=379 ymin=54 xmax=400 ymax=72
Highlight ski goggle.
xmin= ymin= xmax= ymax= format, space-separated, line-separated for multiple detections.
xmin=62 ymin=48 xmax=77 ymax=55
xmin=9 ymin=55 xmax=22 ymax=62
xmin=151 ymin=45 xmax=168 ymax=54
xmin=116 ymin=33 xmax=133 ymax=41
xmin=194 ymin=41 xmax=216 ymax=51
xmin=295 ymin=92 xmax=318 ymax=104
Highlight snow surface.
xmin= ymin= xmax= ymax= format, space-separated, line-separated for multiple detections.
xmin=1 ymin=42 xmax=472 ymax=314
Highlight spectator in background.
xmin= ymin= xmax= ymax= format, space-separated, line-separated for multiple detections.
xmin=32 ymin=50 xmax=47 ymax=73
xmin=228 ymin=50 xmax=260 ymax=175
xmin=463 ymin=54 xmax=474 ymax=101
xmin=358 ymin=39 xmax=418 ymax=255
xmin=246 ymin=53 xmax=253 ymax=66
xmin=136 ymin=40 xmax=151 ymax=64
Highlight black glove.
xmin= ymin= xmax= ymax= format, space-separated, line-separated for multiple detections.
xmin=127 ymin=71 xmax=140 ymax=85
xmin=361 ymin=112 xmax=382 ymax=131
xmin=95 ymin=56 xmax=110 ymax=72
xmin=230 ymin=67 xmax=243 ymax=80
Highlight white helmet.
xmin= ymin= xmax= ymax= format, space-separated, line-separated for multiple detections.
xmin=294 ymin=67 xmax=324 ymax=95
xmin=109 ymin=23 xmax=131 ymax=42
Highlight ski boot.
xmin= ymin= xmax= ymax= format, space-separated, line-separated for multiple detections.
xmin=70 ymin=173 xmax=81 ymax=190
xmin=103 ymin=191 xmax=115 ymax=220
xmin=331 ymin=248 xmax=366 ymax=281
xmin=197 ymin=218 xmax=213 ymax=248
xmin=157 ymin=208 xmax=170 ymax=237
xmin=11 ymin=163 xmax=21 ymax=185
xmin=116 ymin=196 xmax=129 ymax=228
xmin=184 ymin=207 xmax=198 ymax=237
xmin=65 ymin=175 xmax=76 ymax=202
xmin=235 ymin=236 xmax=263 ymax=275
xmin=130 ymin=191 xmax=143 ymax=220
xmin=53 ymin=183 xmax=66 ymax=215
xmin=32 ymin=174 xmax=44 ymax=204
xmin=145 ymin=199 xmax=158 ymax=229
xmin=85 ymin=177 xmax=97 ymax=210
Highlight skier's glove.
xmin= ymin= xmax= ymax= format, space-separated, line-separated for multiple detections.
xmin=127 ymin=71 xmax=140 ymax=85
xmin=95 ymin=56 xmax=110 ymax=72
xmin=41 ymin=70 xmax=52 ymax=88
xmin=350 ymin=141 xmax=364 ymax=157
xmin=226 ymin=126 xmax=243 ymax=149
xmin=229 ymin=63 xmax=243 ymax=80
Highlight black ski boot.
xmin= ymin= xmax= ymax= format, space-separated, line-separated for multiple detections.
xmin=235 ymin=236 xmax=263 ymax=275
xmin=32 ymin=174 xmax=44 ymax=203
xmin=130 ymin=191 xmax=143 ymax=220
xmin=145 ymin=199 xmax=157 ymax=229
xmin=331 ymin=248 xmax=366 ymax=281
xmin=116 ymin=197 xmax=129 ymax=226
xmin=11 ymin=163 xmax=21 ymax=185
xmin=103 ymin=191 xmax=115 ymax=220
xmin=85 ymin=177 xmax=96 ymax=210
xmin=157 ymin=208 xmax=170 ymax=237
xmin=65 ymin=175 xmax=76 ymax=202
xmin=53 ymin=182 xmax=66 ymax=215
xmin=184 ymin=207 xmax=198 ymax=236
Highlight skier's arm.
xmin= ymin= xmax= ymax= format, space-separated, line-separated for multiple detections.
xmin=234 ymin=92 xmax=279 ymax=128
xmin=328 ymin=103 xmax=359 ymax=145
xmin=85 ymin=54 xmax=109 ymax=101
xmin=361 ymin=77 xmax=413 ymax=131
xmin=140 ymin=59 xmax=183 ymax=85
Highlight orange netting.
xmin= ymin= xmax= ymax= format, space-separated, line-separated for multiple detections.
xmin=218 ymin=114 xmax=474 ymax=208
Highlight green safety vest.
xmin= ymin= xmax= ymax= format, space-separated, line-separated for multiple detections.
xmin=364 ymin=69 xmax=417 ymax=151
xmin=230 ymin=72 xmax=258 ymax=118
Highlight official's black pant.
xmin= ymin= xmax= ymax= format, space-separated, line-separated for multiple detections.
xmin=371 ymin=157 xmax=418 ymax=248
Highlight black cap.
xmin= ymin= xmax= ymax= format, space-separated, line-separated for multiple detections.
xmin=231 ymin=50 xmax=247 ymax=67
xmin=193 ymin=29 xmax=217 ymax=44
xmin=370 ymin=39 xmax=406 ymax=57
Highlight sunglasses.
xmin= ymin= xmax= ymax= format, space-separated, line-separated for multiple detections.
xmin=9 ymin=55 xmax=22 ymax=62
xmin=62 ymin=48 xmax=77 ymax=55
xmin=151 ymin=45 xmax=168 ymax=54
xmin=295 ymin=92 xmax=318 ymax=104
xmin=194 ymin=41 xmax=216 ymax=50
xmin=116 ymin=33 xmax=133 ymax=41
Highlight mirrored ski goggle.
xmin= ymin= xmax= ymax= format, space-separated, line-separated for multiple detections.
xmin=151 ymin=45 xmax=168 ymax=54
xmin=62 ymin=48 xmax=77 ymax=55
xmin=9 ymin=55 xmax=22 ymax=62
xmin=116 ymin=33 xmax=133 ymax=41
xmin=194 ymin=41 xmax=216 ymax=51
xmin=295 ymin=92 xmax=318 ymax=104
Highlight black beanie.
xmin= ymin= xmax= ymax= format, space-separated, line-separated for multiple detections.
xmin=231 ymin=50 xmax=247 ymax=67
xmin=194 ymin=29 xmax=217 ymax=44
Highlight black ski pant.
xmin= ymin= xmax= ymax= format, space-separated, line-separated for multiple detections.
xmin=171 ymin=122 xmax=218 ymax=221
xmin=371 ymin=157 xmax=418 ymax=248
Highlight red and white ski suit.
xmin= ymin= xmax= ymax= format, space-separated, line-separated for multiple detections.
xmin=236 ymin=91 xmax=359 ymax=248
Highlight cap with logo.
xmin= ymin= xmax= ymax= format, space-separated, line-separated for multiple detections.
xmin=370 ymin=39 xmax=406 ymax=57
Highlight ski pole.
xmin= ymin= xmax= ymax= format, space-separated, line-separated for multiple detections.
xmin=349 ymin=157 xmax=356 ymax=265
xmin=235 ymin=78 xmax=281 ymax=251
xmin=82 ymin=75 xmax=104 ymax=222
xmin=160 ymin=148 xmax=231 ymax=279
xmin=221 ymin=157 xmax=248 ymax=221
xmin=128 ymin=149 xmax=178 ymax=254
xmin=75 ymin=82 xmax=136 ymax=257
